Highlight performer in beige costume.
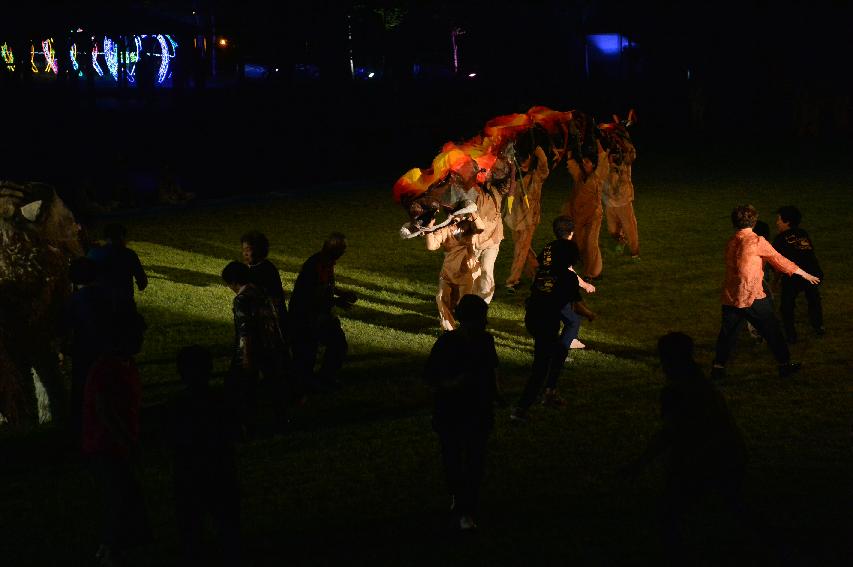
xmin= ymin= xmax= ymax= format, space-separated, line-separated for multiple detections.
xmin=425 ymin=211 xmax=486 ymax=330
xmin=561 ymin=140 xmax=609 ymax=279
xmin=603 ymin=145 xmax=639 ymax=259
xmin=473 ymin=187 xmax=503 ymax=304
xmin=449 ymin=173 xmax=504 ymax=304
xmin=504 ymin=146 xmax=549 ymax=292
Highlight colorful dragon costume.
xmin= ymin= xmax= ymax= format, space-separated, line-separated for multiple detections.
xmin=392 ymin=106 xmax=635 ymax=235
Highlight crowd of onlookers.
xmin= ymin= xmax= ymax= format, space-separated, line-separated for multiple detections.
xmin=59 ymin=196 xmax=826 ymax=565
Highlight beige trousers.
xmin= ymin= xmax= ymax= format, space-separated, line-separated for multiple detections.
xmin=437 ymin=277 xmax=474 ymax=330
xmin=473 ymin=244 xmax=500 ymax=304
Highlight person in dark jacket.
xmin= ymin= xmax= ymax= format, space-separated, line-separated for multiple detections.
xmin=241 ymin=230 xmax=288 ymax=333
xmin=288 ymin=233 xmax=356 ymax=392
xmin=87 ymin=223 xmax=147 ymax=315
xmin=510 ymin=217 xmax=594 ymax=422
xmin=425 ymin=294 xmax=497 ymax=531
xmin=772 ymin=205 xmax=825 ymax=342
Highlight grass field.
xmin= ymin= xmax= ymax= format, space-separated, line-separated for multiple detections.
xmin=2 ymin=145 xmax=852 ymax=565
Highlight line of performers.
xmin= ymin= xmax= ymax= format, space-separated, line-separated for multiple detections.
xmin=417 ymin=134 xmax=638 ymax=336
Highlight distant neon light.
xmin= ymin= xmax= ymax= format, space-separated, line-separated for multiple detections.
xmin=91 ymin=43 xmax=103 ymax=76
xmin=1 ymin=42 xmax=14 ymax=72
xmin=30 ymin=43 xmax=38 ymax=73
xmin=152 ymin=34 xmax=177 ymax=83
xmin=42 ymin=39 xmax=58 ymax=74
xmin=126 ymin=36 xmax=141 ymax=83
xmin=70 ymin=43 xmax=79 ymax=71
xmin=104 ymin=37 xmax=118 ymax=80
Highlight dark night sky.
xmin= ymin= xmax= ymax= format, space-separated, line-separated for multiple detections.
xmin=5 ymin=0 xmax=851 ymax=82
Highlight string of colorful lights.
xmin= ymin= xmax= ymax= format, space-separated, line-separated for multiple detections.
xmin=1 ymin=34 xmax=178 ymax=84
xmin=70 ymin=43 xmax=79 ymax=71
xmin=103 ymin=37 xmax=119 ymax=80
xmin=91 ymin=42 xmax=103 ymax=77
xmin=1 ymin=42 xmax=13 ymax=72
xmin=41 ymin=39 xmax=58 ymax=74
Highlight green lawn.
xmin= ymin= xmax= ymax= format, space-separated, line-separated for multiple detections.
xmin=2 ymin=147 xmax=852 ymax=565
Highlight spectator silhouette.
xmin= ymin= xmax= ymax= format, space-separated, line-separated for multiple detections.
xmin=288 ymin=233 xmax=355 ymax=393
xmin=622 ymin=332 xmax=748 ymax=564
xmin=63 ymin=256 xmax=112 ymax=447
xmin=87 ymin=223 xmax=148 ymax=315
xmin=425 ymin=294 xmax=498 ymax=531
xmin=221 ymin=261 xmax=288 ymax=436
xmin=171 ymin=345 xmax=241 ymax=566
xmin=241 ymin=230 xmax=289 ymax=343
xmin=81 ymin=311 xmax=151 ymax=566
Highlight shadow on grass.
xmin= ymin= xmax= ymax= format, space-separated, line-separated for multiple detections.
xmin=343 ymin=306 xmax=438 ymax=335
xmin=147 ymin=264 xmax=223 ymax=288
xmin=336 ymin=274 xmax=435 ymax=301
xmin=584 ymin=341 xmax=658 ymax=365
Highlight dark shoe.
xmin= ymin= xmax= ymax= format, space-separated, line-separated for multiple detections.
xmin=779 ymin=362 xmax=801 ymax=378
xmin=711 ymin=366 xmax=726 ymax=382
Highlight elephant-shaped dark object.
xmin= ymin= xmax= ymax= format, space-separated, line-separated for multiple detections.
xmin=0 ymin=180 xmax=82 ymax=427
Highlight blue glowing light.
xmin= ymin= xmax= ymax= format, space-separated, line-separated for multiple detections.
xmin=244 ymin=63 xmax=268 ymax=79
xmin=104 ymin=37 xmax=118 ymax=79
xmin=126 ymin=36 xmax=141 ymax=83
xmin=588 ymin=34 xmax=635 ymax=56
xmin=151 ymin=35 xmax=177 ymax=83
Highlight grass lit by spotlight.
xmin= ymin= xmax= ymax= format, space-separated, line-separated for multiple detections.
xmin=2 ymin=149 xmax=852 ymax=565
